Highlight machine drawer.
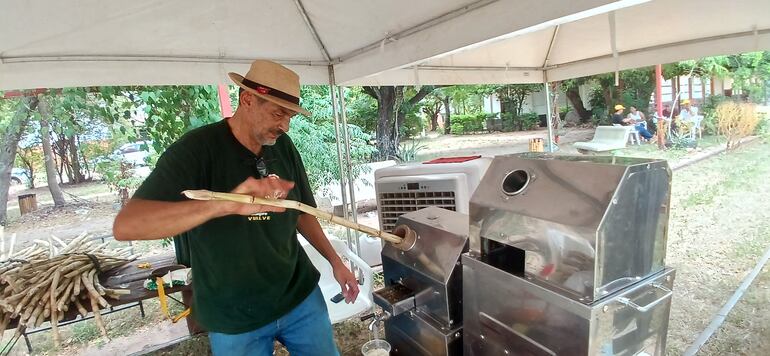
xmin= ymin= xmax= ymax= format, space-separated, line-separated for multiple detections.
xmin=463 ymin=254 xmax=675 ymax=356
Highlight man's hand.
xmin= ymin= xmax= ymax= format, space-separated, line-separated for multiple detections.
xmin=332 ymin=261 xmax=360 ymax=304
xmin=222 ymin=177 xmax=295 ymax=216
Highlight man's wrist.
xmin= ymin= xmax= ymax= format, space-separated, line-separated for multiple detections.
xmin=330 ymin=257 xmax=346 ymax=269
xmin=207 ymin=200 xmax=233 ymax=218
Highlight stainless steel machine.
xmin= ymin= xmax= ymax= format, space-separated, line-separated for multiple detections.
xmin=464 ymin=153 xmax=675 ymax=355
xmin=372 ymin=153 xmax=676 ymax=355
xmin=372 ymin=207 xmax=468 ymax=356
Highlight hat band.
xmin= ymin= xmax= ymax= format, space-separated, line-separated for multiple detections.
xmin=241 ymin=78 xmax=300 ymax=105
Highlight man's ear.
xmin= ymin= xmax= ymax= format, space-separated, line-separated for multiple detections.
xmin=239 ymin=91 xmax=252 ymax=107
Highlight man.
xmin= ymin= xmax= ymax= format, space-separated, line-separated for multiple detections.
xmin=113 ymin=60 xmax=358 ymax=355
xmin=612 ymin=104 xmax=629 ymax=125
xmin=680 ymin=99 xmax=693 ymax=120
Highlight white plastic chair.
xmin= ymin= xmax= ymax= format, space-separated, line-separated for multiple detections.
xmin=688 ymin=115 xmax=703 ymax=139
xmin=613 ymin=124 xmax=640 ymax=145
xmin=299 ymin=235 xmax=374 ymax=324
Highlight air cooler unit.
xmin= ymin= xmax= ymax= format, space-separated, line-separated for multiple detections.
xmin=374 ymin=157 xmax=491 ymax=232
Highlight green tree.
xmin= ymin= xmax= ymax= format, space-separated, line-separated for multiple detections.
xmin=361 ymin=86 xmax=439 ymax=160
xmin=1 ymin=96 xmax=39 ymax=225
xmin=289 ymin=116 xmax=376 ymax=192
xmin=562 ymin=78 xmax=592 ymax=122
xmin=586 ymin=68 xmax=656 ymax=122
xmin=477 ymin=84 xmax=540 ymax=130
xmin=36 ymin=94 xmax=66 ymax=207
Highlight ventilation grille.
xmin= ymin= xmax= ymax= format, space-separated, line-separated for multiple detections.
xmin=379 ymin=191 xmax=456 ymax=232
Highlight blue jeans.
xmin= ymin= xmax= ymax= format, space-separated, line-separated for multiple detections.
xmin=635 ymin=123 xmax=654 ymax=140
xmin=209 ymin=286 xmax=339 ymax=356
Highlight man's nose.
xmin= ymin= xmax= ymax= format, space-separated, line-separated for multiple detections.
xmin=279 ymin=119 xmax=290 ymax=133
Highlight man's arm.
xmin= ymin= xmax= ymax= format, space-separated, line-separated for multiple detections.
xmin=114 ymin=177 xmax=294 ymax=241
xmin=297 ymin=213 xmax=360 ymax=303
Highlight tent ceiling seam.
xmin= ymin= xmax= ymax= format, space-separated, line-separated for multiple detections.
xmin=542 ymin=25 xmax=560 ymax=69
xmin=546 ymin=27 xmax=770 ymax=72
xmin=293 ymin=0 xmax=332 ymax=63
xmin=334 ymin=0 xmax=499 ymax=64
xmin=416 ymin=65 xmax=542 ymax=71
xmin=0 ymin=55 xmax=329 ymax=66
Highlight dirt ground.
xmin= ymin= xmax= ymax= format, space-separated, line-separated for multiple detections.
xmin=2 ymin=132 xmax=769 ymax=355
xmin=411 ymin=127 xmax=594 ymax=160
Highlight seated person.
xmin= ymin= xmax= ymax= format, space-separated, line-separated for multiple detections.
xmin=679 ymin=99 xmax=699 ymax=120
xmin=613 ymin=104 xmax=653 ymax=141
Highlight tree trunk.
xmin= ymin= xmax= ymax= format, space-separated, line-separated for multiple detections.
xmin=38 ymin=95 xmax=66 ymax=207
xmin=423 ymin=101 xmax=441 ymax=132
xmin=565 ymin=86 xmax=592 ymax=122
xmin=375 ymin=87 xmax=399 ymax=160
xmin=55 ymin=138 xmax=73 ymax=183
xmin=443 ymin=96 xmax=452 ymax=134
xmin=68 ymin=134 xmax=85 ymax=183
xmin=0 ymin=97 xmax=38 ymax=225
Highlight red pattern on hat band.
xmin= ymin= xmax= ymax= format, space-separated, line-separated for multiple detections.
xmin=241 ymin=78 xmax=300 ymax=105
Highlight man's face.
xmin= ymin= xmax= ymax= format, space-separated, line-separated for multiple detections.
xmin=241 ymin=92 xmax=296 ymax=146
xmin=630 ymin=107 xmax=637 ymax=113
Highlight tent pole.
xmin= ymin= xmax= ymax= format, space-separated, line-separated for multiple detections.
xmin=328 ymin=66 xmax=353 ymax=250
xmin=338 ymin=86 xmax=361 ymax=256
xmin=655 ymin=64 xmax=663 ymax=117
xmin=544 ymin=82 xmax=554 ymax=152
xmin=217 ymin=84 xmax=233 ymax=118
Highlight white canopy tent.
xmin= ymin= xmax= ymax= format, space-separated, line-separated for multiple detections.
xmin=0 ymin=0 xmax=643 ymax=252
xmin=354 ymin=0 xmax=770 ymax=85
xmin=349 ymin=0 xmax=770 ymax=151
xmin=0 ymin=0 xmax=641 ymax=90
xmin=2 ymin=0 xmax=768 ymax=250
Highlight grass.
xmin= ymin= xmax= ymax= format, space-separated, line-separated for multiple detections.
xmin=1 ymin=292 xmax=186 ymax=355
xmin=665 ymin=140 xmax=770 ymax=354
xmin=614 ymin=135 xmax=726 ymax=161
xmin=679 ymin=150 xmax=766 ymax=208
xmin=699 ymin=265 xmax=770 ymax=355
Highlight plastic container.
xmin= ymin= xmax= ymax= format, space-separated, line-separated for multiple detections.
xmin=361 ymin=339 xmax=391 ymax=356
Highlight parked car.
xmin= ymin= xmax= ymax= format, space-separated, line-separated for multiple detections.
xmin=10 ymin=167 xmax=31 ymax=187
xmin=113 ymin=141 xmax=154 ymax=167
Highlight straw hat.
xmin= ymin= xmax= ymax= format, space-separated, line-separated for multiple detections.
xmin=681 ymin=99 xmax=690 ymax=105
xmin=228 ymin=60 xmax=311 ymax=117
xmin=614 ymin=104 xmax=625 ymax=110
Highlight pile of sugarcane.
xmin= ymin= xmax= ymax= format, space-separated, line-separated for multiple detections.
xmin=0 ymin=229 xmax=138 ymax=345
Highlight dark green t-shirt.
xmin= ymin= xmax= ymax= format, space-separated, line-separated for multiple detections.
xmin=133 ymin=119 xmax=320 ymax=334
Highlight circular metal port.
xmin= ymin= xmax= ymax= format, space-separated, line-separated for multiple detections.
xmin=502 ymin=170 xmax=530 ymax=196
xmin=391 ymin=225 xmax=418 ymax=251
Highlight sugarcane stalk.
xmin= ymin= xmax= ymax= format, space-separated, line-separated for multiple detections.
xmin=89 ymin=295 xmax=108 ymax=337
xmin=73 ymin=298 xmax=88 ymax=317
xmin=0 ymin=226 xmax=5 ymax=260
xmin=0 ymin=313 xmax=10 ymax=340
xmin=50 ymin=234 xmax=67 ymax=249
xmin=81 ymin=270 xmax=109 ymax=308
xmin=7 ymin=233 xmax=16 ymax=258
xmin=50 ymin=270 xmax=61 ymax=346
xmin=183 ymin=189 xmax=404 ymax=244
xmin=1 ymin=232 xmax=134 ymax=339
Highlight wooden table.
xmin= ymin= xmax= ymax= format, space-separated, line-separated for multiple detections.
xmin=100 ymin=253 xmax=190 ymax=304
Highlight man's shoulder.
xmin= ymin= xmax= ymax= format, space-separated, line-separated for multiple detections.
xmin=178 ymin=121 xmax=225 ymax=143
xmin=167 ymin=121 xmax=226 ymax=153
